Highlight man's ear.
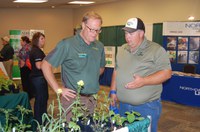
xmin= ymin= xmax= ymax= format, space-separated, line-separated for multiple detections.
xmin=139 ymin=30 xmax=145 ymax=38
xmin=81 ymin=22 xmax=86 ymax=30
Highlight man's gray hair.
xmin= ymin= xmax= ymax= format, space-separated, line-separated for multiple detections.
xmin=82 ymin=11 xmax=102 ymax=24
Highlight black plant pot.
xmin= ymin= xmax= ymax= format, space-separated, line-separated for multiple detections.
xmin=0 ymin=90 xmax=5 ymax=95
xmin=64 ymin=117 xmax=112 ymax=132
xmin=64 ymin=124 xmax=94 ymax=132
xmin=9 ymin=84 xmax=20 ymax=93
xmin=13 ymin=87 xmax=20 ymax=93
xmin=0 ymin=88 xmax=10 ymax=95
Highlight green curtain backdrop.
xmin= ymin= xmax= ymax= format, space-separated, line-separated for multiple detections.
xmin=100 ymin=24 xmax=163 ymax=47
xmin=152 ymin=23 xmax=163 ymax=46
xmin=116 ymin=26 xmax=126 ymax=46
xmin=99 ymin=25 xmax=126 ymax=47
xmin=99 ymin=26 xmax=117 ymax=46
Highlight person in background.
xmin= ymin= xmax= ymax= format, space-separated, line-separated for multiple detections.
xmin=29 ymin=32 xmax=48 ymax=124
xmin=18 ymin=36 xmax=34 ymax=99
xmin=41 ymin=11 xmax=106 ymax=122
xmin=110 ymin=17 xmax=172 ymax=132
xmin=0 ymin=36 xmax=14 ymax=79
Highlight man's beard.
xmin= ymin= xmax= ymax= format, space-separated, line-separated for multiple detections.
xmin=128 ymin=42 xmax=135 ymax=47
xmin=128 ymin=42 xmax=138 ymax=53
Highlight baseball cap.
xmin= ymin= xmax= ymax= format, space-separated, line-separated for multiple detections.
xmin=122 ymin=17 xmax=145 ymax=33
xmin=1 ymin=36 xmax=10 ymax=42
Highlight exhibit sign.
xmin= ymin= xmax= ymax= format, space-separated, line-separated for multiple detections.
xmin=30 ymin=29 xmax=45 ymax=39
xmin=0 ymin=62 xmax=8 ymax=77
xmin=163 ymin=22 xmax=200 ymax=36
xmin=9 ymin=29 xmax=44 ymax=79
xmin=163 ymin=22 xmax=200 ymax=73
xmin=10 ymin=30 xmax=21 ymax=79
xmin=104 ymin=46 xmax=115 ymax=68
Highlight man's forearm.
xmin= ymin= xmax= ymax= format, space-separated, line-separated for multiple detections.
xmin=143 ymin=69 xmax=172 ymax=85
xmin=110 ymin=70 xmax=117 ymax=91
xmin=100 ymin=67 xmax=105 ymax=75
xmin=41 ymin=60 xmax=60 ymax=93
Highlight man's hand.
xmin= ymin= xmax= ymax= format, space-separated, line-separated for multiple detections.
xmin=125 ymin=74 xmax=145 ymax=89
xmin=60 ymin=88 xmax=76 ymax=101
xmin=110 ymin=94 xmax=118 ymax=106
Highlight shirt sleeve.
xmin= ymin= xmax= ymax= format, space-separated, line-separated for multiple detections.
xmin=154 ymin=46 xmax=172 ymax=71
xmin=33 ymin=50 xmax=44 ymax=62
xmin=100 ymin=47 xmax=106 ymax=68
xmin=45 ymin=40 xmax=69 ymax=68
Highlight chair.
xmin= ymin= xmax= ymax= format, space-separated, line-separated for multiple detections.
xmin=183 ymin=64 xmax=196 ymax=74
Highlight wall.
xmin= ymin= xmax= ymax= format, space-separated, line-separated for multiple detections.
xmin=1 ymin=0 xmax=200 ymax=52
xmin=0 ymin=8 xmax=73 ymax=53
xmin=74 ymin=0 xmax=200 ymax=26
xmin=73 ymin=0 xmax=200 ymax=40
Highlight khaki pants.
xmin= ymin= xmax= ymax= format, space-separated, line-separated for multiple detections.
xmin=61 ymin=95 xmax=96 ymax=122
xmin=3 ymin=59 xmax=13 ymax=79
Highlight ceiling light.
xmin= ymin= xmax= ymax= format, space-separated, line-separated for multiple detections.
xmin=13 ymin=0 xmax=48 ymax=3
xmin=188 ymin=16 xmax=195 ymax=21
xmin=68 ymin=1 xmax=95 ymax=4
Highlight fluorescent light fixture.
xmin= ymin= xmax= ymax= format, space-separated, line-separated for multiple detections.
xmin=13 ymin=0 xmax=48 ymax=3
xmin=188 ymin=16 xmax=195 ymax=21
xmin=68 ymin=1 xmax=95 ymax=4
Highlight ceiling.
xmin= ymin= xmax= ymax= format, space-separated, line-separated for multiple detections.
xmin=0 ymin=0 xmax=120 ymax=9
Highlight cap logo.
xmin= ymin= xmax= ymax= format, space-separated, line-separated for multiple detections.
xmin=127 ymin=22 xmax=133 ymax=26
xmin=122 ymin=17 xmax=145 ymax=33
xmin=126 ymin=18 xmax=137 ymax=29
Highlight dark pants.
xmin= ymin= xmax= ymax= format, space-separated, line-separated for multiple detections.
xmin=30 ymin=76 xmax=49 ymax=124
xmin=20 ymin=67 xmax=34 ymax=99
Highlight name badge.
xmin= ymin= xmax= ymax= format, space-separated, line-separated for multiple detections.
xmin=78 ymin=53 xmax=87 ymax=58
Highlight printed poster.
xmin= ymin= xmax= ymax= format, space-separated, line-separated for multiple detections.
xmin=104 ymin=46 xmax=115 ymax=68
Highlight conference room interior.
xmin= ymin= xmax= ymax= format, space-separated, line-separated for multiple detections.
xmin=1 ymin=0 xmax=200 ymax=132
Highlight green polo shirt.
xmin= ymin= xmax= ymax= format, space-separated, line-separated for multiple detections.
xmin=45 ymin=33 xmax=106 ymax=94
xmin=116 ymin=37 xmax=171 ymax=105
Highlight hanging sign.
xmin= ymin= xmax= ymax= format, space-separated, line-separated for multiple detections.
xmin=163 ymin=22 xmax=200 ymax=36
xmin=104 ymin=46 xmax=115 ymax=68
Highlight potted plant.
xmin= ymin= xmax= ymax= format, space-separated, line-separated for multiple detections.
xmin=0 ymin=105 xmax=32 ymax=132
xmin=9 ymin=82 xmax=20 ymax=94
xmin=0 ymin=80 xmax=150 ymax=132
xmin=0 ymin=76 xmax=12 ymax=95
xmin=0 ymin=76 xmax=20 ymax=95
xmin=64 ymin=80 xmax=150 ymax=132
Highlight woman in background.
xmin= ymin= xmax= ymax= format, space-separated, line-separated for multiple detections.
xmin=29 ymin=32 xmax=48 ymax=124
xmin=18 ymin=36 xmax=33 ymax=99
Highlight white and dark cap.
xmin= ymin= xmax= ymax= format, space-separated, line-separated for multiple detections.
xmin=122 ymin=17 xmax=145 ymax=33
xmin=1 ymin=36 xmax=10 ymax=42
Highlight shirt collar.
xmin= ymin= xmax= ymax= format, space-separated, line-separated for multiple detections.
xmin=124 ymin=37 xmax=149 ymax=56
xmin=76 ymin=33 xmax=96 ymax=47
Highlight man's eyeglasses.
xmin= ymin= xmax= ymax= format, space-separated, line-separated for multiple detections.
xmin=86 ymin=25 xmax=102 ymax=34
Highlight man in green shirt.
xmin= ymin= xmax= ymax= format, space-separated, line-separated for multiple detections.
xmin=41 ymin=11 xmax=106 ymax=122
xmin=110 ymin=17 xmax=172 ymax=132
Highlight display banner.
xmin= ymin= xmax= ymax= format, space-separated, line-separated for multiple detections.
xmin=0 ymin=62 xmax=8 ymax=77
xmin=163 ymin=22 xmax=200 ymax=74
xmin=30 ymin=29 xmax=45 ymax=39
xmin=163 ymin=22 xmax=200 ymax=36
xmin=21 ymin=30 xmax=30 ymax=38
xmin=104 ymin=46 xmax=115 ymax=68
xmin=9 ymin=29 xmax=44 ymax=79
xmin=10 ymin=30 xmax=21 ymax=79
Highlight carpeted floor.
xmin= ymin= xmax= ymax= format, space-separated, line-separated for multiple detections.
xmin=28 ymin=74 xmax=200 ymax=132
